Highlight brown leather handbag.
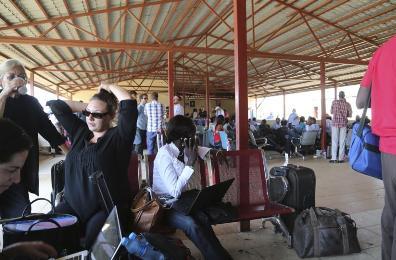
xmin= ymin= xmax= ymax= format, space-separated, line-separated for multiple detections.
xmin=130 ymin=187 xmax=168 ymax=233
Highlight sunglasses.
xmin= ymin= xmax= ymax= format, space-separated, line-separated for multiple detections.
xmin=6 ymin=73 xmax=27 ymax=81
xmin=82 ymin=109 xmax=109 ymax=119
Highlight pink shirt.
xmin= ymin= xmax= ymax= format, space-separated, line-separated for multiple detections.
xmin=360 ymin=34 xmax=396 ymax=154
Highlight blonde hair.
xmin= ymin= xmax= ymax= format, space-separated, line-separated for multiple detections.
xmin=0 ymin=59 xmax=25 ymax=80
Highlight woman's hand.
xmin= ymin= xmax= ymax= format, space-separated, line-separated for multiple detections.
xmin=185 ymin=137 xmax=198 ymax=167
xmin=1 ymin=241 xmax=57 ymax=260
xmin=1 ymin=77 xmax=25 ymax=98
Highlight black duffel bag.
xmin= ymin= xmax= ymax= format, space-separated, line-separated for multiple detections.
xmin=293 ymin=207 xmax=361 ymax=258
xmin=2 ymin=198 xmax=80 ymax=255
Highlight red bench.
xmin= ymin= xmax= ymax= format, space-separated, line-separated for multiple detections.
xmin=210 ymin=149 xmax=294 ymax=246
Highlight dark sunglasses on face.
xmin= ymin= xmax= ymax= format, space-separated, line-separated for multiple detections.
xmin=6 ymin=73 xmax=27 ymax=81
xmin=82 ymin=109 xmax=109 ymax=119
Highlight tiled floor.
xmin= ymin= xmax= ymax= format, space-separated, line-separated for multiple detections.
xmin=34 ymin=154 xmax=384 ymax=259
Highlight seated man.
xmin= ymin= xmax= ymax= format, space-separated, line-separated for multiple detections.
xmin=0 ymin=119 xmax=57 ymax=259
xmin=305 ymin=117 xmax=320 ymax=132
xmin=152 ymin=115 xmax=231 ymax=260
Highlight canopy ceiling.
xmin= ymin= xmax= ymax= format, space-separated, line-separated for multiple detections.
xmin=0 ymin=0 xmax=394 ymax=98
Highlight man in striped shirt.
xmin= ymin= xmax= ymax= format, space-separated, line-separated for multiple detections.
xmin=330 ymin=91 xmax=352 ymax=163
xmin=144 ymin=92 xmax=164 ymax=155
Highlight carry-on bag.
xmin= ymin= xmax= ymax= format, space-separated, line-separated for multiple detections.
xmin=2 ymin=198 xmax=80 ymax=254
xmin=51 ymin=159 xmax=65 ymax=205
xmin=349 ymin=87 xmax=382 ymax=179
xmin=293 ymin=207 xmax=361 ymax=258
xmin=270 ymin=164 xmax=315 ymax=233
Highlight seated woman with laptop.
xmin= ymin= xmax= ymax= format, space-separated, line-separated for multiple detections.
xmin=0 ymin=119 xmax=57 ymax=259
xmin=152 ymin=115 xmax=231 ymax=260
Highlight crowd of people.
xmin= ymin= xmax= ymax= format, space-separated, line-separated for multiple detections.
xmin=0 ymin=33 xmax=395 ymax=260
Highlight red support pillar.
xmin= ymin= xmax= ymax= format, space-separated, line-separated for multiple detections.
xmin=205 ymin=75 xmax=210 ymax=127
xmin=283 ymin=91 xmax=286 ymax=119
xmin=168 ymin=51 xmax=174 ymax=118
xmin=29 ymin=71 xmax=34 ymax=96
xmin=320 ymin=62 xmax=327 ymax=151
xmin=234 ymin=0 xmax=248 ymax=151
xmin=334 ymin=84 xmax=338 ymax=100
xmin=234 ymin=0 xmax=250 ymax=233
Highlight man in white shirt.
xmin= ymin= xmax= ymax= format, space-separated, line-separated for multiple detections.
xmin=153 ymin=115 xmax=231 ymax=260
xmin=173 ymin=95 xmax=184 ymax=116
xmin=305 ymin=117 xmax=320 ymax=132
xmin=288 ymin=108 xmax=299 ymax=127
xmin=215 ymin=105 xmax=225 ymax=117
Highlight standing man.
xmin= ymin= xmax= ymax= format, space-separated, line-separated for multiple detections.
xmin=144 ymin=92 xmax=164 ymax=155
xmin=173 ymin=95 xmax=184 ymax=116
xmin=134 ymin=93 xmax=148 ymax=155
xmin=129 ymin=90 xmax=137 ymax=100
xmin=287 ymin=108 xmax=299 ymax=127
xmin=215 ymin=105 xmax=225 ymax=117
xmin=357 ymin=34 xmax=396 ymax=260
xmin=0 ymin=59 xmax=66 ymax=218
xmin=330 ymin=91 xmax=352 ymax=163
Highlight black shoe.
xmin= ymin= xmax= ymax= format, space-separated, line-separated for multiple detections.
xmin=338 ymin=160 xmax=345 ymax=163
xmin=329 ymin=160 xmax=338 ymax=163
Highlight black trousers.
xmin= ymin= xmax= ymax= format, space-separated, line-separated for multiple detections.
xmin=0 ymin=183 xmax=30 ymax=218
xmin=381 ymin=152 xmax=396 ymax=260
xmin=55 ymin=200 xmax=107 ymax=249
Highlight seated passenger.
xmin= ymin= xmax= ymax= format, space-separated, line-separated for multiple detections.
xmin=214 ymin=115 xmax=225 ymax=149
xmin=272 ymin=117 xmax=281 ymax=130
xmin=153 ymin=115 xmax=231 ymax=260
xmin=305 ymin=117 xmax=320 ymax=132
xmin=47 ymin=83 xmax=137 ymax=248
xmin=295 ymin=116 xmax=306 ymax=134
xmin=0 ymin=119 xmax=57 ymax=259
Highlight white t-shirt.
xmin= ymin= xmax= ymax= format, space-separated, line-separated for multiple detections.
xmin=174 ymin=104 xmax=184 ymax=116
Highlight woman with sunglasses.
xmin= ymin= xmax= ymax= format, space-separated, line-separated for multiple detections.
xmin=47 ymin=83 xmax=137 ymax=248
xmin=0 ymin=59 xmax=66 ymax=219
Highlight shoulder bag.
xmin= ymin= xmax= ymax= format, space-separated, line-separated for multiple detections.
xmin=130 ymin=187 xmax=171 ymax=233
xmin=2 ymin=198 xmax=80 ymax=255
xmin=349 ymin=87 xmax=382 ymax=179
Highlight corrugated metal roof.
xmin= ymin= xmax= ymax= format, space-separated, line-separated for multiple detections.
xmin=0 ymin=0 xmax=394 ymax=98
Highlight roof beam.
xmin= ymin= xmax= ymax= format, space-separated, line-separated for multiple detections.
xmin=0 ymin=0 xmax=181 ymax=32
xmin=0 ymin=36 xmax=369 ymax=65
xmin=273 ymin=0 xmax=379 ymax=47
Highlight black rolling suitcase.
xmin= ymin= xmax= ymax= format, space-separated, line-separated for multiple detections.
xmin=270 ymin=164 xmax=315 ymax=234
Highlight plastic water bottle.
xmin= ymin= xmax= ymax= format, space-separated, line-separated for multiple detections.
xmin=121 ymin=232 xmax=165 ymax=259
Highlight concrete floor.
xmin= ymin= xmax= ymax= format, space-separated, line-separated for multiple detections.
xmin=34 ymin=153 xmax=383 ymax=259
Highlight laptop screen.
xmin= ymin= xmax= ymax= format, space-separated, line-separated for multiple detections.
xmin=90 ymin=207 xmax=122 ymax=260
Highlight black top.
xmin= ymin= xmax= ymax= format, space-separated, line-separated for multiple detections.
xmin=48 ymin=99 xmax=137 ymax=221
xmin=4 ymin=95 xmax=65 ymax=195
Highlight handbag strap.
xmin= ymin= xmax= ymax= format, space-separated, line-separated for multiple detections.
xmin=131 ymin=199 xmax=156 ymax=213
xmin=22 ymin=198 xmax=55 ymax=217
xmin=357 ymin=87 xmax=372 ymax=138
xmin=26 ymin=218 xmax=61 ymax=234
xmin=309 ymin=208 xmax=321 ymax=257
xmin=335 ymin=212 xmax=350 ymax=254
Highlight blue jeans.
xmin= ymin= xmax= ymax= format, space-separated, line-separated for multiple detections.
xmin=146 ymin=131 xmax=157 ymax=155
xmin=165 ymin=209 xmax=231 ymax=260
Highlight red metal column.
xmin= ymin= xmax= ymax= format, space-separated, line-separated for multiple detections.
xmin=334 ymin=84 xmax=338 ymax=100
xmin=234 ymin=0 xmax=248 ymax=151
xmin=29 ymin=71 xmax=34 ymax=96
xmin=320 ymin=62 xmax=327 ymax=151
xmin=168 ymin=51 xmax=174 ymax=118
xmin=234 ymin=0 xmax=250 ymax=233
xmin=283 ymin=91 xmax=286 ymax=119
xmin=205 ymin=75 xmax=210 ymax=127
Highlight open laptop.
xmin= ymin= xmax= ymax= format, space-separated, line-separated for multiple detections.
xmin=56 ymin=207 xmax=122 ymax=260
xmin=172 ymin=178 xmax=234 ymax=215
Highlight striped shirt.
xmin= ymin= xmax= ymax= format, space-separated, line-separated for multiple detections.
xmin=144 ymin=100 xmax=164 ymax=132
xmin=331 ymin=99 xmax=352 ymax=128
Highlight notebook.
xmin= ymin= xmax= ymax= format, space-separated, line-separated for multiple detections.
xmin=172 ymin=178 xmax=234 ymax=215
